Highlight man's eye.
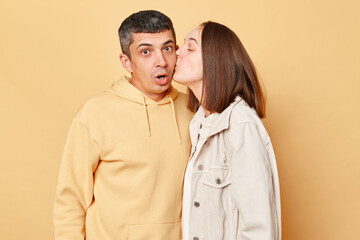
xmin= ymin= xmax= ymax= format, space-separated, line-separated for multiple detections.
xmin=141 ymin=49 xmax=150 ymax=55
xmin=164 ymin=46 xmax=173 ymax=52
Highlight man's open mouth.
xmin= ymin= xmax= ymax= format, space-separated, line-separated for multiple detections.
xmin=156 ymin=74 xmax=167 ymax=80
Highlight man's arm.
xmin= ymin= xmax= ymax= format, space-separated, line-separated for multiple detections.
xmin=53 ymin=118 xmax=100 ymax=240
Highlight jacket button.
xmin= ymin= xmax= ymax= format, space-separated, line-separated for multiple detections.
xmin=216 ymin=178 xmax=222 ymax=184
xmin=194 ymin=201 xmax=200 ymax=207
xmin=193 ymin=237 xmax=199 ymax=240
xmin=198 ymin=165 xmax=204 ymax=171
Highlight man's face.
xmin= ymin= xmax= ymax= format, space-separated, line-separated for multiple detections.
xmin=120 ymin=30 xmax=177 ymax=101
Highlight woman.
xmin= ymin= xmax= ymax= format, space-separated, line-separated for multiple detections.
xmin=173 ymin=21 xmax=281 ymax=240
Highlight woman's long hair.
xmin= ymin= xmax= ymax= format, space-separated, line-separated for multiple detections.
xmin=187 ymin=21 xmax=265 ymax=118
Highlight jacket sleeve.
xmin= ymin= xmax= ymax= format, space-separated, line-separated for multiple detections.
xmin=53 ymin=118 xmax=100 ymax=240
xmin=228 ymin=122 xmax=276 ymax=240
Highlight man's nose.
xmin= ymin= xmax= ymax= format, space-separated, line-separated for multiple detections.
xmin=156 ymin=51 xmax=167 ymax=67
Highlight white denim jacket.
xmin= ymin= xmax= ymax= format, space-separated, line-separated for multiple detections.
xmin=185 ymin=97 xmax=281 ymax=240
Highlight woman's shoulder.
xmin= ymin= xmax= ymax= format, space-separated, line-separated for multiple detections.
xmin=229 ymin=99 xmax=260 ymax=125
xmin=228 ymin=99 xmax=270 ymax=143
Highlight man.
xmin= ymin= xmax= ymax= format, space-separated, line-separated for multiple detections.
xmin=53 ymin=10 xmax=192 ymax=240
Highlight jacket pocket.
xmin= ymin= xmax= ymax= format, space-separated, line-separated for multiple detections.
xmin=124 ymin=220 xmax=181 ymax=240
xmin=202 ymin=168 xmax=233 ymax=216
xmin=203 ymin=168 xmax=231 ymax=188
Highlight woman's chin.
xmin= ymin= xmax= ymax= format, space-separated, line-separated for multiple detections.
xmin=173 ymin=76 xmax=202 ymax=89
xmin=172 ymin=75 xmax=186 ymax=85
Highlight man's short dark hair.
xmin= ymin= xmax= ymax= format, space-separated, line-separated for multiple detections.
xmin=118 ymin=10 xmax=176 ymax=59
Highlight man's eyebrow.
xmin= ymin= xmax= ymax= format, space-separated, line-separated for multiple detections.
xmin=136 ymin=39 xmax=174 ymax=49
xmin=136 ymin=43 xmax=152 ymax=49
xmin=163 ymin=39 xmax=175 ymax=46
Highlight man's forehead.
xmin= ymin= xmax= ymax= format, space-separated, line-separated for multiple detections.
xmin=131 ymin=30 xmax=175 ymax=46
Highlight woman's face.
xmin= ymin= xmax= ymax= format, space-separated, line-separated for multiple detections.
xmin=173 ymin=27 xmax=203 ymax=87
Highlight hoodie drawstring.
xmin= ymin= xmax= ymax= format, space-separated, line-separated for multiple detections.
xmin=141 ymin=94 xmax=181 ymax=144
xmin=168 ymin=96 xmax=182 ymax=144
xmin=142 ymin=95 xmax=151 ymax=137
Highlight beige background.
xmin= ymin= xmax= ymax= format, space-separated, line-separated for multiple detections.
xmin=1 ymin=0 xmax=359 ymax=239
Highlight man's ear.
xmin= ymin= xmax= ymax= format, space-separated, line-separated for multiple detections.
xmin=120 ymin=53 xmax=133 ymax=73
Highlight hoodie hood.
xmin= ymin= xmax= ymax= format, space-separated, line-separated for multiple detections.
xmin=105 ymin=76 xmax=179 ymax=105
xmin=104 ymin=76 xmax=182 ymax=143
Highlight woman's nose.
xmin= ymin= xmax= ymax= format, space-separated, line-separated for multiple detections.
xmin=176 ymin=47 xmax=182 ymax=57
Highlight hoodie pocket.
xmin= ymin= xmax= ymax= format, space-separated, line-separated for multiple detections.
xmin=124 ymin=220 xmax=181 ymax=240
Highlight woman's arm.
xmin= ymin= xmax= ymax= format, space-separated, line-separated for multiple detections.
xmin=229 ymin=122 xmax=277 ymax=240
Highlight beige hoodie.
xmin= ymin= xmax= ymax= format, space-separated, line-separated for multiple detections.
xmin=53 ymin=76 xmax=192 ymax=240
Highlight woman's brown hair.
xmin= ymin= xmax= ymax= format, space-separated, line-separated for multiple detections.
xmin=187 ymin=21 xmax=265 ymax=118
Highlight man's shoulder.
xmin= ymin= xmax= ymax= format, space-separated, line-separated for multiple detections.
xmin=79 ymin=91 xmax=112 ymax=111
xmin=73 ymin=91 xmax=117 ymax=122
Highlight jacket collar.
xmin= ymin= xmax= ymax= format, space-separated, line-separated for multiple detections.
xmin=190 ymin=96 xmax=244 ymax=143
